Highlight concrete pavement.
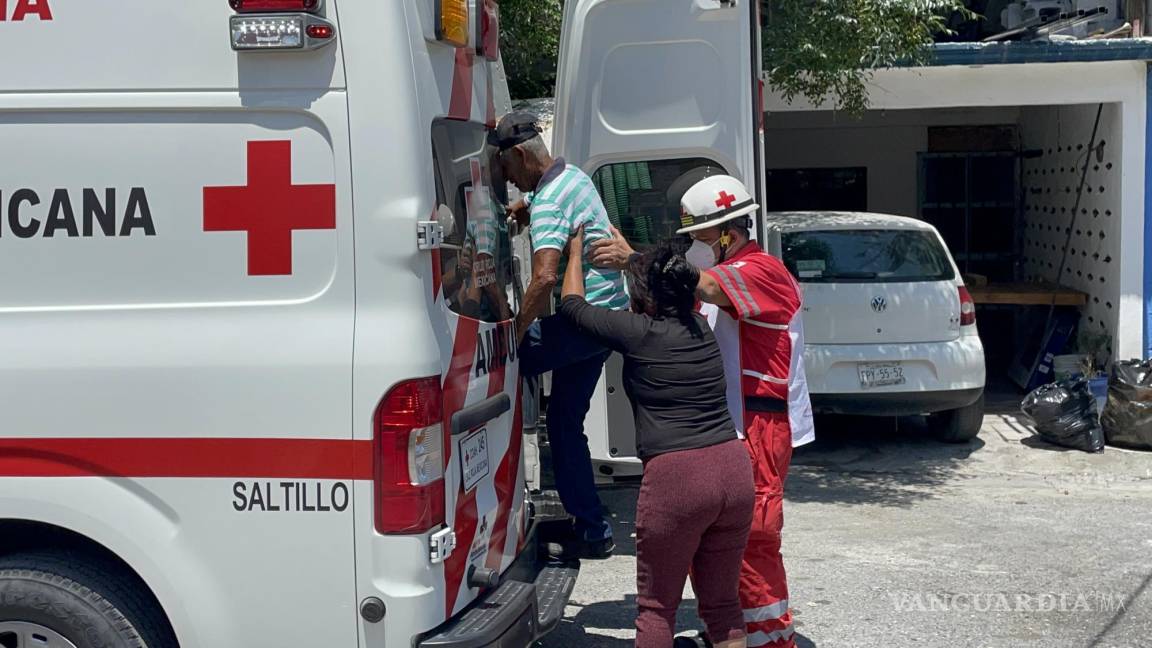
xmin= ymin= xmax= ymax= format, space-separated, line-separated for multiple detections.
xmin=537 ymin=411 xmax=1152 ymax=648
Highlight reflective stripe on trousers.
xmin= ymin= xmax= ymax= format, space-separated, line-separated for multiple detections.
xmin=743 ymin=600 xmax=789 ymax=623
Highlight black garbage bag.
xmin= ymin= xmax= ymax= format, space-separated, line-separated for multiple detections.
xmin=1101 ymin=360 xmax=1152 ymax=450
xmin=1021 ymin=378 xmax=1105 ymax=453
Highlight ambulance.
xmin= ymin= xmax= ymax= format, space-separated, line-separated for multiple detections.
xmin=0 ymin=0 xmax=762 ymax=647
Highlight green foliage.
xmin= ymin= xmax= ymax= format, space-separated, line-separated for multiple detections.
xmin=497 ymin=0 xmax=971 ymax=109
xmin=499 ymin=0 xmax=565 ymax=100
xmin=763 ymin=0 xmax=973 ymax=113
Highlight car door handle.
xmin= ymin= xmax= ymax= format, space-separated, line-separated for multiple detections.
xmin=450 ymin=393 xmax=511 ymax=436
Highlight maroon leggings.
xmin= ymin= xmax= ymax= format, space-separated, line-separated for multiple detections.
xmin=635 ymin=439 xmax=755 ymax=648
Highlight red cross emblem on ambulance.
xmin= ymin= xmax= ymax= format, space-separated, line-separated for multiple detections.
xmin=202 ymin=141 xmax=336 ymax=276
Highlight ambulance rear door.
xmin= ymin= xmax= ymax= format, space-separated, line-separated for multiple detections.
xmin=553 ymin=0 xmax=764 ymax=467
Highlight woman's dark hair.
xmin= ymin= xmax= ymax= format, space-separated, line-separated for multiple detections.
xmin=628 ymin=240 xmax=701 ymax=326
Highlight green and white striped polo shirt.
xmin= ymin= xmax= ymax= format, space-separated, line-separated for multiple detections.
xmin=528 ymin=161 xmax=629 ymax=311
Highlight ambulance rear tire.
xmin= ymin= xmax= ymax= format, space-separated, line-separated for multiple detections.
xmin=0 ymin=551 xmax=176 ymax=648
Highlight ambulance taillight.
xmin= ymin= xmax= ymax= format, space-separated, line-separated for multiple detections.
xmin=373 ymin=377 xmax=447 ymax=534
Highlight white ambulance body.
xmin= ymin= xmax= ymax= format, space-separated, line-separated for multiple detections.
xmin=0 ymin=2 xmax=573 ymax=647
xmin=553 ymin=0 xmax=767 ymax=479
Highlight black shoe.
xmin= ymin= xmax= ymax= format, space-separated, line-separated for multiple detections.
xmin=673 ymin=636 xmax=710 ymax=648
xmin=546 ymin=535 xmax=615 ymax=560
xmin=581 ymin=535 xmax=615 ymax=559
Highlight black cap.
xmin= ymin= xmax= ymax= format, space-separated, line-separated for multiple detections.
xmin=488 ymin=111 xmax=543 ymax=151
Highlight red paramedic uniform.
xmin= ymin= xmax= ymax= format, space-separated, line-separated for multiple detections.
xmin=702 ymin=241 xmax=814 ymax=648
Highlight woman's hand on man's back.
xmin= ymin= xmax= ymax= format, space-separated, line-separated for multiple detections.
xmin=590 ymin=225 xmax=635 ymax=270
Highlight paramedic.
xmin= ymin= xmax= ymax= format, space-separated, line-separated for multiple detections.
xmin=590 ymin=175 xmax=814 ymax=648
xmin=559 ymin=229 xmax=753 ymax=648
xmin=490 ymin=111 xmax=630 ymax=558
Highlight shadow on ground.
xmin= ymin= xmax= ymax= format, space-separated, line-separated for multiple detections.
xmin=785 ymin=414 xmax=984 ymax=508
xmin=541 ymin=594 xmax=817 ymax=647
xmin=591 ymin=414 xmax=991 ymax=556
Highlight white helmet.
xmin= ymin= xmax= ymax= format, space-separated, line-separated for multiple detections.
xmin=676 ymin=174 xmax=759 ymax=234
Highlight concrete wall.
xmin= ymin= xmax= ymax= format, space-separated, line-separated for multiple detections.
xmin=1020 ymin=103 xmax=1125 ymax=358
xmin=764 ymin=108 xmax=1021 ymax=218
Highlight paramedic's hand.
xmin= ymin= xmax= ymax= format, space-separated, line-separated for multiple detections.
xmin=590 ymin=225 xmax=635 ymax=270
xmin=507 ymin=198 xmax=530 ymax=229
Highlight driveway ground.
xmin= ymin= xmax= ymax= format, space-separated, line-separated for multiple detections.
xmin=537 ymin=408 xmax=1152 ymax=648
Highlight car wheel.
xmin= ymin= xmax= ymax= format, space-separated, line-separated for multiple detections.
xmin=929 ymin=393 xmax=985 ymax=443
xmin=0 ymin=551 xmax=174 ymax=648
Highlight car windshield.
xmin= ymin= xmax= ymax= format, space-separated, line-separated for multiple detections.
xmin=781 ymin=229 xmax=956 ymax=284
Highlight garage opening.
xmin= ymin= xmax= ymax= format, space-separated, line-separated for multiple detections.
xmin=764 ymin=103 xmax=1126 ymax=403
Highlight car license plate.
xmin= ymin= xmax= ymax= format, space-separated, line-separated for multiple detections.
xmin=858 ymin=362 xmax=906 ymax=389
xmin=460 ymin=428 xmax=490 ymax=492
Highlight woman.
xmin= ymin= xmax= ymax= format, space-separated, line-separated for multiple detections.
xmin=559 ymin=229 xmax=755 ymax=648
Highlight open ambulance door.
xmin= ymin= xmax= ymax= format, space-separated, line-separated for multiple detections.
xmin=553 ymin=0 xmax=765 ymax=473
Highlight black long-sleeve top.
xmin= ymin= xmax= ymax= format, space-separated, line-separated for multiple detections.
xmin=558 ymin=295 xmax=736 ymax=460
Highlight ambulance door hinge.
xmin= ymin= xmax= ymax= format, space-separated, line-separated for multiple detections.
xmin=430 ymin=527 xmax=456 ymax=564
xmin=417 ymin=221 xmax=444 ymax=251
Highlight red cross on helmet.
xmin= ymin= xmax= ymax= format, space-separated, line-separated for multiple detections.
xmin=676 ymin=174 xmax=759 ymax=234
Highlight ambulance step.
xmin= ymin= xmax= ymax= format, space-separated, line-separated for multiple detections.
xmin=417 ymin=563 xmax=579 ymax=648
xmin=530 ymin=489 xmax=569 ymax=522
xmin=419 ymin=579 xmax=537 ymax=648
xmin=535 ymin=562 xmax=579 ymax=633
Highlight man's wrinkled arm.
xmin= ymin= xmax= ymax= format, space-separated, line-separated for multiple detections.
xmin=516 ymin=248 xmax=561 ymax=343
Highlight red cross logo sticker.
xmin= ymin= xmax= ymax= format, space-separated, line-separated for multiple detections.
xmin=715 ymin=191 xmax=737 ymax=210
xmin=203 ymin=141 xmax=336 ymax=276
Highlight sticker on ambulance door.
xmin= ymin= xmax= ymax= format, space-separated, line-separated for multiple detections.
xmin=460 ymin=428 xmax=490 ymax=492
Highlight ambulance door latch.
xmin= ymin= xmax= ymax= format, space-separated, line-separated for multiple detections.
xmin=417 ymin=221 xmax=444 ymax=251
xmin=430 ymin=527 xmax=456 ymax=564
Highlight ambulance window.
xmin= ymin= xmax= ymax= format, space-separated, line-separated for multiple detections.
xmin=431 ymin=120 xmax=514 ymax=323
xmin=591 ymin=158 xmax=727 ymax=245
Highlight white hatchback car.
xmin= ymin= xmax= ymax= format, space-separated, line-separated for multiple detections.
xmin=765 ymin=212 xmax=987 ymax=442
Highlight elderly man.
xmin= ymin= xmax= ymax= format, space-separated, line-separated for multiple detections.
xmin=490 ymin=112 xmax=629 ymax=558
xmin=592 ymin=174 xmax=814 ymax=648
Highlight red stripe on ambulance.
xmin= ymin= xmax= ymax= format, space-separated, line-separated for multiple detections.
xmin=441 ymin=316 xmax=482 ymax=615
xmin=486 ymin=378 xmax=522 ymax=571
xmin=448 ymin=49 xmax=475 ymax=120
xmin=0 ymin=437 xmax=372 ymax=479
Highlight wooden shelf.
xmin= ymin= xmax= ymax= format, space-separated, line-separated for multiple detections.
xmin=968 ymin=282 xmax=1088 ymax=307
